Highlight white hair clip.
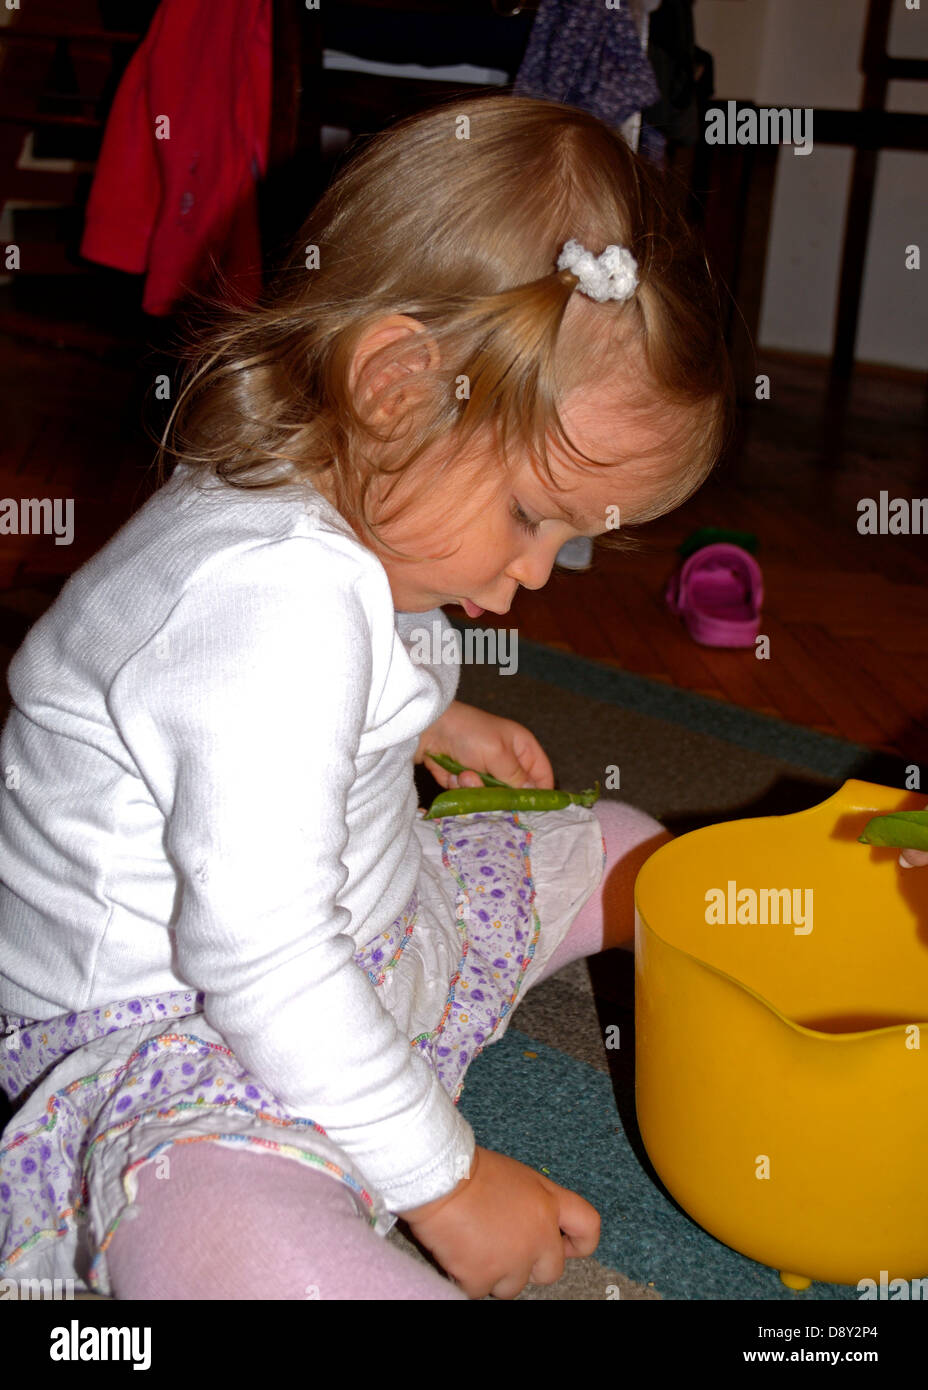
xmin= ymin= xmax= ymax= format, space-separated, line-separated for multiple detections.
xmin=556 ymin=239 xmax=638 ymax=303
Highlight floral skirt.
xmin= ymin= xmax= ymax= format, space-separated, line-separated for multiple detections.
xmin=0 ymin=805 xmax=605 ymax=1296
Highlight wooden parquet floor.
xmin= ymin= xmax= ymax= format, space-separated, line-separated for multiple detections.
xmin=1 ymin=334 xmax=927 ymax=761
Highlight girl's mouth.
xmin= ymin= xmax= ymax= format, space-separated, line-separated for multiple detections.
xmin=461 ymin=599 xmax=484 ymax=618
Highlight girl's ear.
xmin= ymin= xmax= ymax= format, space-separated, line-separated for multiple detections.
xmin=348 ymin=315 xmax=440 ymax=429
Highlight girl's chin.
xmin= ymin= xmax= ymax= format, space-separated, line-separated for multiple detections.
xmin=393 ymin=593 xmax=484 ymax=616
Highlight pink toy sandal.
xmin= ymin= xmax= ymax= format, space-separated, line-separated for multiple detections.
xmin=665 ymin=541 xmax=764 ymax=648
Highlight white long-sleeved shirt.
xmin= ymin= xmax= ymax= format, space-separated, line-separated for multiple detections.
xmin=0 ymin=463 xmax=476 ymax=1211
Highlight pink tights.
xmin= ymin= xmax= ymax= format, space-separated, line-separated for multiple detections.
xmin=107 ymin=800 xmax=669 ymax=1300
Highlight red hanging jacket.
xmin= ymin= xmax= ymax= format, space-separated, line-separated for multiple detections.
xmin=80 ymin=0 xmax=271 ymax=316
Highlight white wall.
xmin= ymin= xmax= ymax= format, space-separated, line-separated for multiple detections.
xmin=695 ymin=0 xmax=928 ymax=369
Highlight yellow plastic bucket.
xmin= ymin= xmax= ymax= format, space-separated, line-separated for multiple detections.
xmin=634 ymin=779 xmax=928 ymax=1288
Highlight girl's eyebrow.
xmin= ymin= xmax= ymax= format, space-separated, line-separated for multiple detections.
xmin=554 ymin=499 xmax=580 ymax=525
xmin=535 ymin=478 xmax=593 ymax=530
xmin=549 ymin=496 xmax=587 ymax=529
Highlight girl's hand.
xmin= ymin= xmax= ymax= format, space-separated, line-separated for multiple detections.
xmin=900 ymin=849 xmax=928 ymax=868
xmin=416 ymin=701 xmax=554 ymax=792
xmin=398 ymin=1145 xmax=601 ymax=1300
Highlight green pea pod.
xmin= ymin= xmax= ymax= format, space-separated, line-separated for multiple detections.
xmin=858 ymin=810 xmax=928 ymax=852
xmin=423 ymin=751 xmax=513 ymax=789
xmin=425 ymin=781 xmax=601 ymax=820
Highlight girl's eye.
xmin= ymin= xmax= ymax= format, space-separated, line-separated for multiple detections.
xmin=512 ymin=503 xmax=541 ymax=537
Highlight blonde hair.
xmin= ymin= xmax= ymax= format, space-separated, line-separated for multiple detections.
xmin=155 ymin=92 xmax=735 ymax=561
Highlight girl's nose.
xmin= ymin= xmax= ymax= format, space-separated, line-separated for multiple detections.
xmin=507 ymin=548 xmax=558 ymax=592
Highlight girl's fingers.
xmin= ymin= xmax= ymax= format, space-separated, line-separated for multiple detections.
xmin=424 ymin=759 xmax=458 ymax=791
xmin=438 ymin=771 xmax=482 ymax=790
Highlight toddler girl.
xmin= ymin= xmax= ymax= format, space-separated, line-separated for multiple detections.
xmin=0 ymin=93 xmax=733 ymax=1301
